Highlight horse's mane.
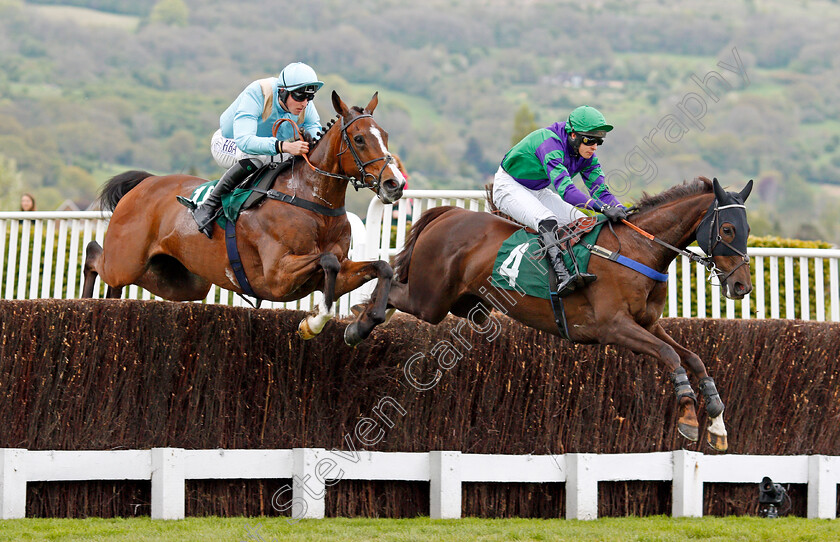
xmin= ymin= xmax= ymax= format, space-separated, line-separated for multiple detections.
xmin=632 ymin=177 xmax=713 ymax=214
xmin=308 ymin=107 xmax=365 ymax=152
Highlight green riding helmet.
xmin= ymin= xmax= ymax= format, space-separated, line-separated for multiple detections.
xmin=565 ymin=105 xmax=613 ymax=137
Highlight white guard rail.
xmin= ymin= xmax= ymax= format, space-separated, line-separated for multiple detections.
xmin=2 ymin=194 xmax=839 ymax=321
xmin=1 ymin=448 xmax=838 ymax=520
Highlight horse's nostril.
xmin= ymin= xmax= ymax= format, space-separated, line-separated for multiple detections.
xmin=383 ymin=179 xmax=398 ymax=191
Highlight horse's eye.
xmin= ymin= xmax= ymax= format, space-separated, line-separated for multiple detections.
xmin=354 ymin=135 xmax=365 ymax=146
xmin=722 ymin=226 xmax=734 ymax=236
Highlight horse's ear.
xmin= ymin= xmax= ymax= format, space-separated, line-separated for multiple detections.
xmin=739 ymin=179 xmax=754 ymax=202
xmin=365 ymin=92 xmax=379 ymax=114
xmin=331 ymin=90 xmax=349 ymax=117
xmin=712 ymin=177 xmax=727 ymax=202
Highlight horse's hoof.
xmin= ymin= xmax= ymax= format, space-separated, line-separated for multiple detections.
xmin=678 ymin=422 xmax=699 ymax=442
xmin=344 ymin=323 xmax=362 ymax=347
xmin=298 ymin=318 xmax=316 ymax=340
xmin=706 ymin=431 xmax=728 ymax=452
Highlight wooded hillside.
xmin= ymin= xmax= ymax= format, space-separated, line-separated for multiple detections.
xmin=1 ymin=0 xmax=839 ymax=241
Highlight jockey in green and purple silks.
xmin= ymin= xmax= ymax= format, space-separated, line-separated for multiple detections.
xmin=492 ymin=105 xmax=627 ymax=297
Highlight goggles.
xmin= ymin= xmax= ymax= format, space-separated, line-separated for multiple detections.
xmin=289 ymin=88 xmax=317 ymax=102
xmin=579 ymin=134 xmax=604 ymax=146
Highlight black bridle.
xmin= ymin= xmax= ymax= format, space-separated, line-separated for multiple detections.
xmin=305 ymin=113 xmax=394 ymax=192
xmin=696 ymin=200 xmax=751 ymax=287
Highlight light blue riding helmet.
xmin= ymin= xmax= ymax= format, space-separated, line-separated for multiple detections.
xmin=278 ymin=62 xmax=324 ymax=93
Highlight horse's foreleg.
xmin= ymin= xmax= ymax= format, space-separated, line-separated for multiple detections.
xmin=652 ymin=324 xmax=727 ymax=452
xmin=603 ymin=320 xmax=705 ymax=447
xmin=334 ymin=259 xmax=394 ymax=346
xmin=298 ymin=253 xmax=341 ymax=340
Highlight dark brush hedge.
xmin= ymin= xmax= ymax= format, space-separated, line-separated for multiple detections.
xmin=2 ymin=299 xmax=838 ymax=518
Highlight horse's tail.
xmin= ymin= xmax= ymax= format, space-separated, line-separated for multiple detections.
xmin=394 ymin=205 xmax=458 ymax=283
xmin=97 ymin=170 xmax=153 ymax=212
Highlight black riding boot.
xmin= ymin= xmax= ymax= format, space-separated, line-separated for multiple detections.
xmin=538 ymin=219 xmax=596 ymax=298
xmin=191 ymin=159 xmax=259 ymax=238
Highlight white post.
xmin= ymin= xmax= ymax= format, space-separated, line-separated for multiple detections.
xmin=0 ymin=449 xmax=27 ymax=519
xmin=672 ymin=450 xmax=704 ymax=517
xmin=808 ymin=455 xmax=837 ymax=519
xmin=292 ymin=448 xmax=326 ymax=519
xmin=151 ymin=448 xmax=185 ymax=520
xmin=429 ymin=451 xmax=461 ymax=519
xmin=565 ymin=453 xmax=597 ymax=520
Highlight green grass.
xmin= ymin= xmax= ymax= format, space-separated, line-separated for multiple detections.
xmin=1 ymin=516 xmax=839 ymax=541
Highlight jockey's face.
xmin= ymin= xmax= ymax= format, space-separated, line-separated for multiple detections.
xmin=283 ymin=90 xmax=310 ymax=115
xmin=573 ymin=133 xmax=598 ymax=159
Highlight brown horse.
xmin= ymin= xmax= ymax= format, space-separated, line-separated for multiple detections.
xmin=381 ymin=177 xmax=753 ymax=451
xmin=82 ymin=91 xmax=405 ymax=343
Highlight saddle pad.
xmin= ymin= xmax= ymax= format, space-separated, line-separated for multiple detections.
xmin=185 ymin=161 xmax=289 ymax=228
xmin=187 ymin=181 xmax=253 ymax=229
xmin=490 ymin=224 xmax=603 ymax=299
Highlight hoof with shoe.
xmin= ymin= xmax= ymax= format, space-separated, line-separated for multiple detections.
xmin=678 ymin=422 xmax=699 ymax=442
xmin=298 ymin=318 xmax=316 ymax=340
xmin=706 ymin=431 xmax=728 ymax=452
xmin=344 ymin=322 xmax=362 ymax=347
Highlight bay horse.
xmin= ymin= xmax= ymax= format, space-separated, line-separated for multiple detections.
xmin=380 ymin=176 xmax=752 ymax=451
xmin=82 ymin=91 xmax=405 ymax=343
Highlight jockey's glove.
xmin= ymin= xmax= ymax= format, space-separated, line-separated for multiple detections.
xmin=602 ymin=205 xmax=628 ymax=223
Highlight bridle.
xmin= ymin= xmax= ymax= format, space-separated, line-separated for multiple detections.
xmin=696 ymin=200 xmax=751 ymax=286
xmin=273 ymin=114 xmax=394 ymax=192
xmin=621 ymin=196 xmax=750 ymax=286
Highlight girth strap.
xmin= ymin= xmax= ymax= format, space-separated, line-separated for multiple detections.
xmin=254 ymin=188 xmax=346 ymax=217
xmin=546 ymin=259 xmax=571 ymax=340
xmin=225 ymin=220 xmax=261 ymax=307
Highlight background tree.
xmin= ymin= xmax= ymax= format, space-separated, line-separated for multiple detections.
xmin=511 ymin=103 xmax=538 ymax=146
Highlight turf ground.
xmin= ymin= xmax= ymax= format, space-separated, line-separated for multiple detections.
xmin=1 ymin=516 xmax=838 ymax=541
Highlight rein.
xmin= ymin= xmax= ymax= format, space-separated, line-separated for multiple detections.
xmin=620 ymin=199 xmax=750 ymax=284
xmin=272 ymin=115 xmax=393 ymax=192
xmin=620 ymin=218 xmax=714 ymax=270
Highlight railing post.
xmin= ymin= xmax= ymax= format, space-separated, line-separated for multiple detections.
xmin=429 ymin=450 xmax=461 ymax=519
xmin=672 ymin=450 xmax=704 ymax=518
xmin=0 ymin=448 xmax=27 ymax=519
xmin=292 ymin=448 xmax=326 ymax=519
xmin=151 ymin=447 xmax=185 ymax=520
xmin=566 ymin=453 xmax=597 ymax=520
xmin=808 ymin=455 xmax=837 ymax=519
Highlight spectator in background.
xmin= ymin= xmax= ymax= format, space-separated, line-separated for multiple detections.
xmin=20 ymin=193 xmax=36 ymax=212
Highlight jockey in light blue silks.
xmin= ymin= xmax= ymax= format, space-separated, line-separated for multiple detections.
xmin=492 ymin=105 xmax=628 ymax=297
xmin=188 ymin=62 xmax=324 ymax=238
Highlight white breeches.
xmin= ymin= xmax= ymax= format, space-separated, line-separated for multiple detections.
xmin=210 ymin=129 xmax=289 ymax=169
xmin=491 ymin=166 xmax=585 ymax=231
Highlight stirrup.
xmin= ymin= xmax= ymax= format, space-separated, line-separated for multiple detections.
xmin=176 ymin=195 xmax=196 ymax=210
xmin=574 ymin=273 xmax=597 ymax=288
xmin=195 ymin=207 xmax=222 ymax=239
xmin=555 ymin=273 xmax=577 ymax=298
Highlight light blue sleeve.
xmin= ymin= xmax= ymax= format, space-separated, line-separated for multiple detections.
xmin=300 ymin=102 xmax=322 ymax=139
xmin=231 ymin=83 xmax=277 ymax=155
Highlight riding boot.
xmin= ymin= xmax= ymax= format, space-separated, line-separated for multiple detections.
xmin=538 ymin=220 xmax=596 ymax=298
xmin=191 ymin=158 xmax=260 ymax=238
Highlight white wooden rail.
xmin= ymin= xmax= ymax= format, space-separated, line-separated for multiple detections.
xmin=2 ymin=196 xmax=839 ymax=320
xmin=1 ymin=448 xmax=838 ymax=520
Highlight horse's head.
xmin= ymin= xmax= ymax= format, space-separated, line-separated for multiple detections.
xmin=330 ymin=91 xmax=406 ymax=204
xmin=696 ymin=177 xmax=754 ymax=299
